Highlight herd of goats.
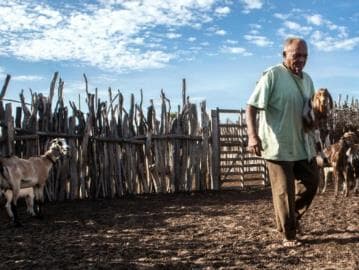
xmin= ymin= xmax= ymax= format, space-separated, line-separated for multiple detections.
xmin=0 ymin=88 xmax=358 ymax=227
xmin=304 ymin=88 xmax=359 ymax=197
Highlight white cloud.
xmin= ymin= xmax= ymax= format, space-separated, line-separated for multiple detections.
xmin=12 ymin=75 xmax=44 ymax=81
xmin=275 ymin=10 xmax=358 ymax=52
xmin=281 ymin=20 xmax=312 ymax=35
xmin=249 ymin=23 xmax=262 ymax=30
xmin=215 ymin=29 xmax=227 ymax=36
xmin=220 ymin=45 xmax=252 ymax=56
xmin=326 ymin=23 xmax=348 ymax=38
xmin=248 ymin=23 xmax=262 ymax=35
xmin=0 ymin=0 xmax=222 ymax=72
xmin=310 ymin=31 xmax=359 ymax=51
xmin=249 ymin=29 xmax=259 ymax=35
xmin=241 ymin=0 xmax=264 ymax=13
xmin=273 ymin=13 xmax=289 ymax=20
xmin=188 ymin=37 xmax=197 ymax=42
xmin=215 ymin=6 xmax=230 ymax=16
xmin=226 ymin=39 xmax=238 ymax=44
xmin=284 ymin=21 xmax=300 ymax=30
xmin=244 ymin=35 xmax=273 ymax=47
xmin=306 ymin=14 xmax=323 ymax=26
xmin=166 ymin=32 xmax=182 ymax=39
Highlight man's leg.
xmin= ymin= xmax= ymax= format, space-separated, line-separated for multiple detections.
xmin=266 ymin=160 xmax=297 ymax=240
xmin=293 ymin=159 xmax=319 ymax=221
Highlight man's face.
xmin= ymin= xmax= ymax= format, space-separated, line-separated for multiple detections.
xmin=283 ymin=40 xmax=308 ymax=76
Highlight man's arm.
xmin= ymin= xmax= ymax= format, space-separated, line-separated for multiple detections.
xmin=245 ymin=105 xmax=262 ymax=156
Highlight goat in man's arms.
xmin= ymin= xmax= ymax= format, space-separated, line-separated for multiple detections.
xmin=302 ymin=88 xmax=334 ymax=192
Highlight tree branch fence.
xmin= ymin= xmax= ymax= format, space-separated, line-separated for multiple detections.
xmin=0 ymin=74 xmax=214 ymax=201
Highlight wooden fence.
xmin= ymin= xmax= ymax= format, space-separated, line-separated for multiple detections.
xmin=1 ymin=73 xmax=359 ymax=201
xmin=0 ymin=73 xmax=214 ymax=201
xmin=330 ymin=95 xmax=359 ymax=141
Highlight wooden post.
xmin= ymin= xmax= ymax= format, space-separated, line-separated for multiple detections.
xmin=5 ymin=103 xmax=14 ymax=156
xmin=182 ymin=79 xmax=186 ymax=109
xmin=200 ymin=101 xmax=210 ymax=190
xmin=211 ymin=108 xmax=220 ymax=190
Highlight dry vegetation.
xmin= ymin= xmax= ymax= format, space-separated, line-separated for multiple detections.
xmin=0 ymin=186 xmax=358 ymax=270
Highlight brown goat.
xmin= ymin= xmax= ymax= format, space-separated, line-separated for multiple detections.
xmin=322 ymin=131 xmax=357 ymax=197
xmin=303 ymin=88 xmax=334 ymax=170
xmin=302 ymin=88 xmax=333 ymax=133
xmin=0 ymin=138 xmax=70 ymax=226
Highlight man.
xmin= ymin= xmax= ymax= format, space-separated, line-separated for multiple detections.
xmin=246 ymin=37 xmax=319 ymax=247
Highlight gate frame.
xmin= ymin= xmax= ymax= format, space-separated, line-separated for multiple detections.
xmin=211 ymin=108 xmax=269 ymax=189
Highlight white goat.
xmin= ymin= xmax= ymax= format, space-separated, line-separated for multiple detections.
xmin=0 ymin=138 xmax=70 ymax=226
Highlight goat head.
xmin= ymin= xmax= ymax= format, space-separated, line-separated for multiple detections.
xmin=312 ymin=88 xmax=333 ymax=117
xmin=48 ymin=138 xmax=70 ymax=156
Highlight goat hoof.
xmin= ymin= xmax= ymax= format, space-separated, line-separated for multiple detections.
xmin=14 ymin=221 xmax=23 ymax=227
xmin=35 ymin=214 xmax=44 ymax=220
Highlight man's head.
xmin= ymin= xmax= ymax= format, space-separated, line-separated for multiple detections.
xmin=282 ymin=37 xmax=308 ymax=76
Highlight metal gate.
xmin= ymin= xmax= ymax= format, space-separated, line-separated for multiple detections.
xmin=211 ymin=108 xmax=268 ymax=189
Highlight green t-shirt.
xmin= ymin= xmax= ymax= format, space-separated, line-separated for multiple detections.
xmin=247 ymin=64 xmax=316 ymax=161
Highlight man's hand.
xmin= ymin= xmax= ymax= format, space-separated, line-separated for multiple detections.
xmin=245 ymin=105 xmax=263 ymax=157
xmin=247 ymin=135 xmax=262 ymax=156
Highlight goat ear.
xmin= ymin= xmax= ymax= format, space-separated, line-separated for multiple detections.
xmin=46 ymin=139 xmax=52 ymax=149
xmin=47 ymin=138 xmax=57 ymax=148
xmin=313 ymin=93 xmax=320 ymax=110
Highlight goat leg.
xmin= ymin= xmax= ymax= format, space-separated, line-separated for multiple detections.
xmin=25 ymin=195 xmax=36 ymax=216
xmin=343 ymin=170 xmax=350 ymax=197
xmin=334 ymin=173 xmax=339 ymax=197
xmin=354 ymin=178 xmax=359 ymax=194
xmin=10 ymin=202 xmax=22 ymax=227
xmin=34 ymin=199 xmax=44 ymax=219
xmin=4 ymin=189 xmax=15 ymax=220
xmin=343 ymin=181 xmax=349 ymax=197
xmin=317 ymin=168 xmax=324 ymax=194
xmin=321 ymin=167 xmax=332 ymax=194
xmin=322 ymin=172 xmax=330 ymax=194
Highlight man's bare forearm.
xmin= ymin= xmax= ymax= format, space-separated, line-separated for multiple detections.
xmin=245 ymin=105 xmax=262 ymax=156
xmin=246 ymin=105 xmax=258 ymax=139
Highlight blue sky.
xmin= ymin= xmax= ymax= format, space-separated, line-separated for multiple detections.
xmin=1 ymin=0 xmax=359 ymax=111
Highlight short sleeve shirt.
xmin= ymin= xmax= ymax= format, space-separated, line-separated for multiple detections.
xmin=247 ymin=64 xmax=316 ymax=161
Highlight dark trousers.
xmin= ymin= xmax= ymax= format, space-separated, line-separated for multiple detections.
xmin=266 ymin=159 xmax=319 ymax=240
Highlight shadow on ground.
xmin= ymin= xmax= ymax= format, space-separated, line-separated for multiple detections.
xmin=0 ymin=187 xmax=358 ymax=269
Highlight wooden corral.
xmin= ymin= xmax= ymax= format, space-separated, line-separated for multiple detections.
xmin=1 ymin=73 xmax=359 ymax=201
xmin=0 ymin=74 xmax=213 ymax=201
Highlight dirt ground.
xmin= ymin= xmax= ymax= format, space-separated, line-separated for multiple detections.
xmin=0 ymin=185 xmax=358 ymax=270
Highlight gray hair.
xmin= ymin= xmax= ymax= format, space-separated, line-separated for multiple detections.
xmin=283 ymin=37 xmax=307 ymax=51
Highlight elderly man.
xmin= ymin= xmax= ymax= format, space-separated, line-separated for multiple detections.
xmin=245 ymin=37 xmax=319 ymax=247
